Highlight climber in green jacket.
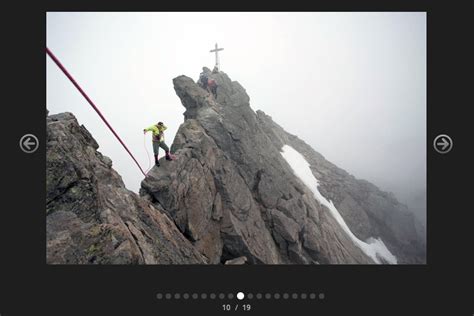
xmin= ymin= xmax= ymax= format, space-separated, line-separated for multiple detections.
xmin=143 ymin=122 xmax=173 ymax=167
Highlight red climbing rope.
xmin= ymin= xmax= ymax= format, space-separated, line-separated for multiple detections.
xmin=46 ymin=47 xmax=147 ymax=177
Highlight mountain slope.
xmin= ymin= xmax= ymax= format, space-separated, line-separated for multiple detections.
xmin=140 ymin=67 xmax=425 ymax=264
xmin=257 ymin=110 xmax=426 ymax=263
xmin=46 ymin=68 xmax=425 ymax=265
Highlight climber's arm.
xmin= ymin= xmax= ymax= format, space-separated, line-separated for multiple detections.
xmin=143 ymin=125 xmax=156 ymax=134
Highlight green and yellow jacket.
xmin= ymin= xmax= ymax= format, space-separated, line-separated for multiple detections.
xmin=144 ymin=124 xmax=167 ymax=142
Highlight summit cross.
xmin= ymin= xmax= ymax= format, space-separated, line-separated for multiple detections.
xmin=210 ymin=43 xmax=224 ymax=71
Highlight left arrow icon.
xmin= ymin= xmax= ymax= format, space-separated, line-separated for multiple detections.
xmin=23 ymin=137 xmax=35 ymax=150
xmin=19 ymin=134 xmax=39 ymax=153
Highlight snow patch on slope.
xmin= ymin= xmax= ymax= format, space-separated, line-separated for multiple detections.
xmin=281 ymin=144 xmax=397 ymax=264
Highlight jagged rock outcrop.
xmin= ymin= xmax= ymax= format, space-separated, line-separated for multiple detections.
xmin=140 ymin=67 xmax=425 ymax=264
xmin=46 ymin=112 xmax=206 ymax=264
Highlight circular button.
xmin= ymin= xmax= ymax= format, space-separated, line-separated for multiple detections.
xmin=433 ymin=134 xmax=453 ymax=154
xmin=19 ymin=134 xmax=39 ymax=154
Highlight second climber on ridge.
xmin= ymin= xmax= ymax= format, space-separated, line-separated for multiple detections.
xmin=143 ymin=122 xmax=174 ymax=167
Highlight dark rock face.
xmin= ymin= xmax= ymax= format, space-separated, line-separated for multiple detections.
xmin=140 ymin=69 xmax=425 ymax=264
xmin=46 ymin=112 xmax=206 ymax=264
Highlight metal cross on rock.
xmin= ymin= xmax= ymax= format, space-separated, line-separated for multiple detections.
xmin=210 ymin=43 xmax=224 ymax=71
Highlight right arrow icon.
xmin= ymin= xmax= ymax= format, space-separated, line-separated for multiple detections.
xmin=433 ymin=134 xmax=453 ymax=154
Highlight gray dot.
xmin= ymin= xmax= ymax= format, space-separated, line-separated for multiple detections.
xmin=292 ymin=293 xmax=298 ymax=299
xmin=283 ymin=293 xmax=289 ymax=299
xmin=183 ymin=293 xmax=189 ymax=299
xmin=301 ymin=293 xmax=307 ymax=299
xmin=174 ymin=293 xmax=181 ymax=299
xmin=201 ymin=293 xmax=208 ymax=299
xmin=219 ymin=293 xmax=225 ymax=299
xmin=192 ymin=293 xmax=198 ymax=299
xmin=319 ymin=293 xmax=325 ymax=300
xmin=156 ymin=293 xmax=163 ymax=299
xmin=309 ymin=293 xmax=316 ymax=299
xmin=228 ymin=293 xmax=234 ymax=299
xmin=247 ymin=293 xmax=254 ymax=299
xmin=165 ymin=293 xmax=172 ymax=299
xmin=256 ymin=293 xmax=263 ymax=299
xmin=265 ymin=293 xmax=272 ymax=299
xmin=274 ymin=293 xmax=281 ymax=299
xmin=210 ymin=293 xmax=216 ymax=299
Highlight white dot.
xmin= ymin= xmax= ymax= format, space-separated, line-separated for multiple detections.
xmin=237 ymin=292 xmax=245 ymax=300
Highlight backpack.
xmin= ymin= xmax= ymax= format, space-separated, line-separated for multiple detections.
xmin=208 ymin=78 xmax=216 ymax=87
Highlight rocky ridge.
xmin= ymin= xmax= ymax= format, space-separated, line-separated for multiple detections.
xmin=46 ymin=67 xmax=425 ymax=264
xmin=46 ymin=112 xmax=206 ymax=264
xmin=139 ymin=67 xmax=425 ymax=264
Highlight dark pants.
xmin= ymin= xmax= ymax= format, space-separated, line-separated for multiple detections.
xmin=210 ymin=85 xmax=217 ymax=97
xmin=152 ymin=141 xmax=169 ymax=156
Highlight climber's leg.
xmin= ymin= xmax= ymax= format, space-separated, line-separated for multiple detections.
xmin=152 ymin=141 xmax=160 ymax=155
xmin=152 ymin=141 xmax=160 ymax=166
xmin=159 ymin=142 xmax=173 ymax=161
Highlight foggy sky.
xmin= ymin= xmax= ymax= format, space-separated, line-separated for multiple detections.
xmin=46 ymin=12 xmax=426 ymax=221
